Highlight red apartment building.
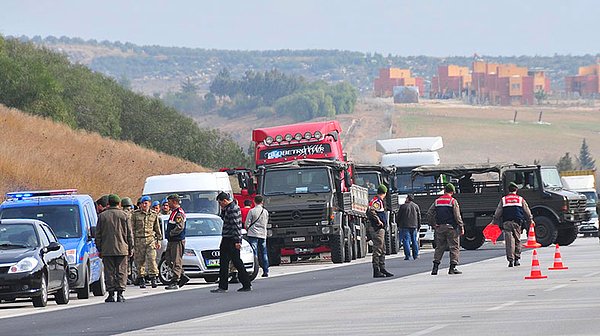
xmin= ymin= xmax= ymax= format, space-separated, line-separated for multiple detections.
xmin=565 ymin=64 xmax=600 ymax=97
xmin=373 ymin=68 xmax=425 ymax=97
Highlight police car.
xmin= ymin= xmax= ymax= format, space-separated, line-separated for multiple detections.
xmin=0 ymin=190 xmax=105 ymax=299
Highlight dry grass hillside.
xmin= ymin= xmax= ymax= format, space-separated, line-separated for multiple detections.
xmin=196 ymin=98 xmax=600 ymax=168
xmin=0 ymin=105 xmax=206 ymax=202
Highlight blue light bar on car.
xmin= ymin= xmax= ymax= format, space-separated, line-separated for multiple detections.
xmin=6 ymin=189 xmax=78 ymax=199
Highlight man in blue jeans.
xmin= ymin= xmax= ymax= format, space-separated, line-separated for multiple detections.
xmin=397 ymin=194 xmax=421 ymax=260
xmin=245 ymin=195 xmax=270 ymax=277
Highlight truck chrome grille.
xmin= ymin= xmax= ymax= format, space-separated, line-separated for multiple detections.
xmin=269 ymin=204 xmax=327 ymax=228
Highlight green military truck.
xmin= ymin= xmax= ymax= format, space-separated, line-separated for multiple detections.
xmin=409 ymin=163 xmax=588 ymax=249
xmin=354 ymin=164 xmax=400 ymax=255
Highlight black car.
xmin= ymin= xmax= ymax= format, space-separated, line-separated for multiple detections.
xmin=0 ymin=219 xmax=70 ymax=307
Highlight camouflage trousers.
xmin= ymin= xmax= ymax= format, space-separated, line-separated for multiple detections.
xmin=134 ymin=238 xmax=158 ymax=277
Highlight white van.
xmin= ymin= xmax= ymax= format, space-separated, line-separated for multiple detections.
xmin=142 ymin=172 xmax=233 ymax=216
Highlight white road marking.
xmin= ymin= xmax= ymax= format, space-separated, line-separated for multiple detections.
xmin=193 ymin=311 xmax=237 ymax=323
xmin=408 ymin=324 xmax=449 ymax=336
xmin=545 ymin=284 xmax=568 ymax=292
xmin=584 ymin=271 xmax=600 ymax=278
xmin=486 ymin=301 xmax=519 ymax=311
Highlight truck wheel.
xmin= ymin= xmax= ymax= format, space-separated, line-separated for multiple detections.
xmin=267 ymin=244 xmax=281 ymax=266
xmin=330 ymin=229 xmax=345 ymax=264
xmin=76 ymin=268 xmax=90 ymax=299
xmin=358 ymin=220 xmax=368 ymax=258
xmin=384 ymin=223 xmax=392 ymax=255
xmin=533 ymin=216 xmax=558 ymax=247
xmin=390 ymin=224 xmax=399 ymax=254
xmin=460 ymin=230 xmax=485 ymax=250
xmin=91 ymin=269 xmax=106 ymax=297
xmin=343 ymin=223 xmax=353 ymax=262
xmin=556 ymin=226 xmax=578 ymax=246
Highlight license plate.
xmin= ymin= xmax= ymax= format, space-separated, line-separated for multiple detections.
xmin=292 ymin=237 xmax=306 ymax=242
xmin=206 ymin=259 xmax=220 ymax=267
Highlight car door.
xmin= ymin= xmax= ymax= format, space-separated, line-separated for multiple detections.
xmin=40 ymin=224 xmax=63 ymax=290
xmin=83 ymin=202 xmax=102 ymax=283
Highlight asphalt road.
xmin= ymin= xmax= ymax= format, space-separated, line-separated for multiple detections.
xmin=2 ymin=238 xmax=600 ymax=336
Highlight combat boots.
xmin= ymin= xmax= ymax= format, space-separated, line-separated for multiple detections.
xmin=178 ymin=274 xmax=190 ymax=288
xmin=448 ymin=264 xmax=462 ymax=275
xmin=116 ymin=290 xmax=125 ymax=302
xmin=508 ymin=260 xmax=514 ymax=268
xmin=373 ymin=265 xmax=386 ymax=278
xmin=105 ymin=291 xmax=115 ymax=303
xmin=150 ymin=276 xmax=158 ymax=288
xmin=380 ymin=267 xmax=394 ymax=277
xmin=139 ymin=277 xmax=146 ymax=289
xmin=431 ymin=262 xmax=440 ymax=275
xmin=514 ymin=259 xmax=521 ymax=266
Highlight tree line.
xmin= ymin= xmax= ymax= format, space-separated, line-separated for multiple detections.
xmin=556 ymin=139 xmax=596 ymax=172
xmin=0 ymin=35 xmax=250 ymax=168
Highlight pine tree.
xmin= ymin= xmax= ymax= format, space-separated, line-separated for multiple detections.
xmin=556 ymin=152 xmax=574 ymax=172
xmin=577 ymin=139 xmax=596 ymax=170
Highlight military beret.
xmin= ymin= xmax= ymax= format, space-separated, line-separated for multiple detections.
xmin=108 ymin=194 xmax=121 ymax=206
xmin=444 ymin=183 xmax=456 ymax=193
xmin=151 ymin=200 xmax=160 ymax=207
xmin=167 ymin=194 xmax=181 ymax=201
xmin=377 ymin=184 xmax=388 ymax=195
xmin=161 ymin=198 xmax=168 ymax=205
xmin=140 ymin=195 xmax=152 ymax=203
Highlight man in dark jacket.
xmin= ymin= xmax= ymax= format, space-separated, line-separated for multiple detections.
xmin=96 ymin=194 xmax=134 ymax=303
xmin=164 ymin=194 xmax=189 ymax=290
xmin=211 ymin=192 xmax=252 ymax=293
xmin=398 ymin=194 xmax=421 ymax=260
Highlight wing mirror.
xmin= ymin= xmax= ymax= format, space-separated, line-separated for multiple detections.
xmin=45 ymin=241 xmax=61 ymax=253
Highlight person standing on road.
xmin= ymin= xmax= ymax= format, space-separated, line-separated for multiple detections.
xmin=131 ymin=196 xmax=163 ymax=288
xmin=164 ymin=194 xmax=190 ymax=290
xmin=211 ymin=192 xmax=252 ymax=293
xmin=491 ymin=182 xmax=533 ymax=267
xmin=245 ymin=195 xmax=269 ymax=277
xmin=96 ymin=194 xmax=134 ymax=303
xmin=397 ymin=194 xmax=421 ymax=260
xmin=241 ymin=199 xmax=252 ymax=228
xmin=366 ymin=184 xmax=394 ymax=278
xmin=427 ymin=183 xmax=464 ymax=275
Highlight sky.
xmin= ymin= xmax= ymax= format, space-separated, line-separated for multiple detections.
xmin=1 ymin=0 xmax=599 ymax=57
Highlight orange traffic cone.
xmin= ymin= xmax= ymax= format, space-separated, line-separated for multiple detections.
xmin=522 ymin=222 xmax=541 ymax=248
xmin=548 ymin=244 xmax=568 ymax=270
xmin=525 ymin=249 xmax=547 ymax=279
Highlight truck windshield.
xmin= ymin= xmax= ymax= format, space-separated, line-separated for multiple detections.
xmin=540 ymin=168 xmax=563 ymax=188
xmin=355 ymin=172 xmax=380 ymax=193
xmin=0 ymin=206 xmax=81 ymax=239
xmin=395 ymin=172 xmax=436 ymax=194
xmin=147 ymin=191 xmax=220 ymax=215
xmin=263 ymin=168 xmax=331 ymax=195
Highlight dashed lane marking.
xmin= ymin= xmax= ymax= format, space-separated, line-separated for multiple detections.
xmin=486 ymin=301 xmax=519 ymax=311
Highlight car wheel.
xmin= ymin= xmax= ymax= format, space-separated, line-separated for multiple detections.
xmin=32 ymin=276 xmax=48 ymax=308
xmin=76 ymin=267 xmax=90 ymax=299
xmin=91 ymin=268 xmax=106 ymax=297
xmin=55 ymin=273 xmax=70 ymax=305
xmin=204 ymin=275 xmax=219 ymax=283
xmin=158 ymin=258 xmax=173 ymax=285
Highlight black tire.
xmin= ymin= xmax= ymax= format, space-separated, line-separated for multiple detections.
xmin=249 ymin=255 xmax=259 ymax=281
xmin=55 ymin=273 xmax=70 ymax=305
xmin=76 ymin=268 xmax=90 ymax=299
xmin=390 ymin=224 xmax=399 ymax=254
xmin=204 ymin=275 xmax=219 ymax=283
xmin=556 ymin=226 xmax=578 ymax=246
xmin=330 ymin=229 xmax=345 ymax=264
xmin=343 ymin=223 xmax=352 ymax=263
xmin=384 ymin=222 xmax=392 ymax=255
xmin=32 ymin=276 xmax=48 ymax=308
xmin=460 ymin=229 xmax=485 ymax=250
xmin=158 ymin=258 xmax=173 ymax=285
xmin=533 ymin=215 xmax=558 ymax=247
xmin=267 ymin=243 xmax=281 ymax=266
xmin=91 ymin=268 xmax=106 ymax=297
xmin=357 ymin=220 xmax=368 ymax=258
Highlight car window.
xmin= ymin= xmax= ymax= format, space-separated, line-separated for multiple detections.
xmin=38 ymin=225 xmax=51 ymax=246
xmin=0 ymin=223 xmax=39 ymax=248
xmin=41 ymin=224 xmax=58 ymax=243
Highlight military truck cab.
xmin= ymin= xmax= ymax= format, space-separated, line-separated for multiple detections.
xmin=410 ymin=164 xmax=587 ymax=249
xmin=0 ymin=189 xmax=105 ymax=299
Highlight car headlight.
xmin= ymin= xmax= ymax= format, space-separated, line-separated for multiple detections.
xmin=65 ymin=249 xmax=77 ymax=264
xmin=184 ymin=249 xmax=196 ymax=256
xmin=9 ymin=257 xmax=39 ymax=273
xmin=241 ymin=244 xmax=254 ymax=254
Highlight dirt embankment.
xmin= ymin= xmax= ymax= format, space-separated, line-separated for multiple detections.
xmin=0 ymin=105 xmax=205 ymax=201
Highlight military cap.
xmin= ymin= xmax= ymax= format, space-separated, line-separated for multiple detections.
xmin=167 ymin=194 xmax=181 ymax=202
xmin=151 ymin=200 xmax=160 ymax=207
xmin=108 ymin=194 xmax=121 ymax=206
xmin=161 ymin=198 xmax=168 ymax=205
xmin=140 ymin=195 xmax=152 ymax=203
xmin=377 ymin=184 xmax=388 ymax=195
xmin=444 ymin=183 xmax=456 ymax=193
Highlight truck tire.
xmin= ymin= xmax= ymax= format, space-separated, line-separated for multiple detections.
xmin=556 ymin=226 xmax=578 ymax=246
xmin=356 ymin=220 xmax=367 ymax=258
xmin=384 ymin=223 xmax=392 ymax=255
xmin=267 ymin=244 xmax=281 ymax=266
xmin=533 ymin=216 xmax=558 ymax=247
xmin=330 ymin=229 xmax=345 ymax=264
xmin=460 ymin=229 xmax=485 ymax=250
xmin=390 ymin=224 xmax=399 ymax=254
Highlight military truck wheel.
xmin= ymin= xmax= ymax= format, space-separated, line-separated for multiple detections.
xmin=533 ymin=216 xmax=558 ymax=247
xmin=460 ymin=229 xmax=485 ymax=250
xmin=76 ymin=268 xmax=90 ymax=299
xmin=390 ymin=225 xmax=399 ymax=254
xmin=330 ymin=229 xmax=345 ymax=264
xmin=384 ymin=223 xmax=392 ymax=255
xmin=556 ymin=226 xmax=578 ymax=246
xmin=91 ymin=269 xmax=106 ymax=297
xmin=343 ymin=223 xmax=353 ymax=262
xmin=267 ymin=244 xmax=281 ymax=266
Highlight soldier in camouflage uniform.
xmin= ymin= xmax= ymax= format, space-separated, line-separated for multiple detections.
xmin=131 ymin=196 xmax=163 ymax=288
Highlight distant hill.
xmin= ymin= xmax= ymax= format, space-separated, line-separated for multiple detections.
xmin=14 ymin=35 xmax=600 ymax=96
xmin=0 ymin=105 xmax=205 ymax=201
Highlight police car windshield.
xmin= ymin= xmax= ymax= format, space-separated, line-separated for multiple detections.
xmin=263 ymin=168 xmax=331 ymax=195
xmin=0 ymin=206 xmax=81 ymax=239
xmin=0 ymin=224 xmax=39 ymax=248
xmin=148 ymin=191 xmax=219 ymax=215
xmin=355 ymin=173 xmax=379 ymax=193
xmin=162 ymin=217 xmax=222 ymax=237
